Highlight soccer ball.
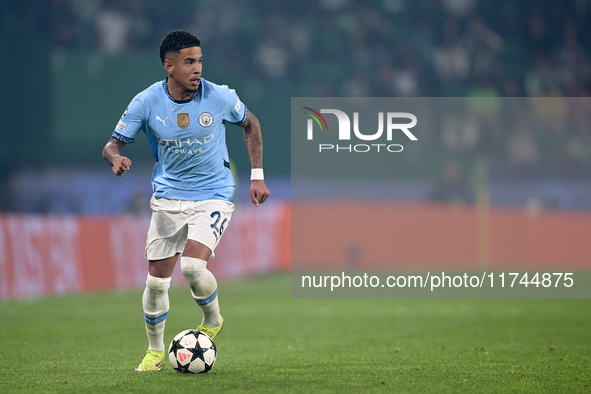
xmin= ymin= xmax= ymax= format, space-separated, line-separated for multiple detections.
xmin=168 ymin=329 xmax=217 ymax=373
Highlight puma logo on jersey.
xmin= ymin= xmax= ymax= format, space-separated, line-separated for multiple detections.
xmin=156 ymin=116 xmax=168 ymax=126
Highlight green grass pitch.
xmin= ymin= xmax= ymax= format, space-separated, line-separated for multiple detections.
xmin=0 ymin=273 xmax=590 ymax=393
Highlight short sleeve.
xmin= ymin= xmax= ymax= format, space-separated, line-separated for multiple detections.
xmin=221 ymin=86 xmax=248 ymax=125
xmin=112 ymin=95 xmax=145 ymax=143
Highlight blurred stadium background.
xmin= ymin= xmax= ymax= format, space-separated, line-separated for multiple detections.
xmin=1 ymin=0 xmax=591 ymax=298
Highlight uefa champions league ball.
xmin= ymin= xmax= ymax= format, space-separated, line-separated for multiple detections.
xmin=168 ymin=329 xmax=217 ymax=373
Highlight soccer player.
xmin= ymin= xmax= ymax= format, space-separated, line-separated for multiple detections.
xmin=102 ymin=30 xmax=270 ymax=371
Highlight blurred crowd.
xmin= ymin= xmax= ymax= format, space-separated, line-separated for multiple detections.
xmin=43 ymin=0 xmax=591 ymax=98
xmin=8 ymin=0 xmax=591 ymax=212
xmin=38 ymin=0 xmax=591 ymax=167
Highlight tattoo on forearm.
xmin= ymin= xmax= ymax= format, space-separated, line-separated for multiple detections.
xmin=243 ymin=114 xmax=263 ymax=168
xmin=103 ymin=138 xmax=126 ymax=165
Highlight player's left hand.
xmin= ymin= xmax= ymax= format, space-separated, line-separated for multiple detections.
xmin=250 ymin=180 xmax=270 ymax=207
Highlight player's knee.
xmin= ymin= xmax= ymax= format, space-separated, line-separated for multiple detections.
xmin=180 ymin=256 xmax=207 ymax=274
xmin=180 ymin=256 xmax=216 ymax=299
xmin=180 ymin=256 xmax=210 ymax=287
xmin=146 ymin=274 xmax=171 ymax=291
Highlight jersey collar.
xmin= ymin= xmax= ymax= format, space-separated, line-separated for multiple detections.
xmin=162 ymin=78 xmax=202 ymax=104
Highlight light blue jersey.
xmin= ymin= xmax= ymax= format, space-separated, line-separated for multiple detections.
xmin=112 ymin=78 xmax=247 ymax=202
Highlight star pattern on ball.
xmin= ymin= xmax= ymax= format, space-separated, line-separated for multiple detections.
xmin=168 ymin=330 xmax=217 ymax=374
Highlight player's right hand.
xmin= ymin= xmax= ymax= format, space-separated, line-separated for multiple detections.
xmin=112 ymin=156 xmax=132 ymax=176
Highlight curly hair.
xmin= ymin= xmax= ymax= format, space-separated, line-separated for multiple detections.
xmin=159 ymin=30 xmax=201 ymax=63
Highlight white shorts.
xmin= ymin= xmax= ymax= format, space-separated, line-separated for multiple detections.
xmin=145 ymin=197 xmax=235 ymax=261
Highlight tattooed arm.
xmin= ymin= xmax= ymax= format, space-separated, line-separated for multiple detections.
xmin=239 ymin=110 xmax=270 ymax=206
xmin=102 ymin=137 xmax=132 ymax=177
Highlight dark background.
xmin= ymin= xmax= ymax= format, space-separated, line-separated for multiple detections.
xmin=1 ymin=0 xmax=590 ymax=213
